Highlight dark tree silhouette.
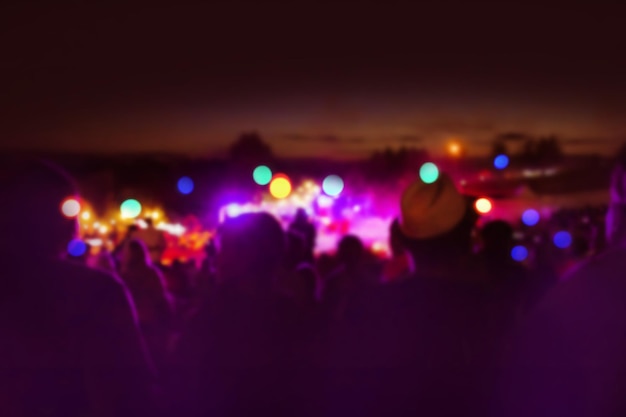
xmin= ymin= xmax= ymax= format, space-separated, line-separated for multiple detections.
xmin=533 ymin=136 xmax=562 ymax=164
xmin=367 ymin=147 xmax=429 ymax=182
xmin=229 ymin=132 xmax=273 ymax=163
xmin=491 ymin=140 xmax=508 ymax=159
xmin=519 ymin=136 xmax=564 ymax=166
xmin=615 ymin=142 xmax=626 ymax=167
xmin=521 ymin=139 xmax=537 ymax=165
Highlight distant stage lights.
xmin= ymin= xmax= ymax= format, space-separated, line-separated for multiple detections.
xmin=225 ymin=203 xmax=243 ymax=218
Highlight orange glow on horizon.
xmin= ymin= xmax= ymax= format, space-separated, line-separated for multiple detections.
xmin=447 ymin=141 xmax=462 ymax=157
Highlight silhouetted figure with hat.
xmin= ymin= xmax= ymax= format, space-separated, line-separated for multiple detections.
xmin=324 ymin=172 xmax=494 ymax=417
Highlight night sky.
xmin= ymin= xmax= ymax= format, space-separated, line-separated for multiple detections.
xmin=2 ymin=4 xmax=626 ymax=158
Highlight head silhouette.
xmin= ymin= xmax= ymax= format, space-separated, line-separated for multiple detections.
xmin=337 ymin=235 xmax=365 ymax=267
xmin=126 ymin=239 xmax=151 ymax=268
xmin=398 ymin=173 xmax=476 ymax=270
xmin=389 ymin=219 xmax=406 ymax=257
xmin=126 ymin=224 xmax=139 ymax=237
xmin=0 ymin=156 xmax=79 ymax=259
xmin=606 ymin=144 xmax=626 ymax=246
xmin=285 ymin=230 xmax=306 ymax=268
xmin=216 ymin=212 xmax=286 ymax=290
xmin=294 ymin=208 xmax=308 ymax=224
xmin=480 ymin=220 xmax=514 ymax=258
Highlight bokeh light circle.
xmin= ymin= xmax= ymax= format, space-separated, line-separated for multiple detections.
xmin=322 ymin=175 xmax=344 ymax=196
xmin=67 ymin=239 xmax=87 ymax=257
xmin=317 ymin=195 xmax=334 ymax=208
xmin=522 ymin=209 xmax=540 ymax=226
xmin=225 ymin=203 xmax=243 ymax=218
xmin=553 ymin=231 xmax=572 ymax=249
xmin=475 ymin=198 xmax=493 ymax=214
xmin=511 ymin=245 xmax=529 ymax=262
xmin=494 ymin=154 xmax=509 ymax=170
xmin=419 ymin=162 xmax=439 ymax=184
xmin=269 ymin=175 xmax=292 ymax=199
xmin=120 ymin=199 xmax=142 ymax=219
xmin=61 ymin=198 xmax=81 ymax=218
xmin=448 ymin=142 xmax=461 ymax=156
xmin=177 ymin=176 xmax=194 ymax=194
xmin=253 ymin=165 xmax=273 ymax=186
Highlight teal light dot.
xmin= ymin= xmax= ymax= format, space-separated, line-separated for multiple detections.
xmin=419 ymin=162 xmax=439 ymax=184
xmin=120 ymin=199 xmax=142 ymax=219
xmin=253 ymin=165 xmax=272 ymax=185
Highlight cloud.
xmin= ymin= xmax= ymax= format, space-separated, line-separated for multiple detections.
xmin=319 ymin=134 xmax=340 ymax=143
xmin=345 ymin=136 xmax=367 ymax=144
xmin=281 ymin=133 xmax=309 ymax=141
xmin=421 ymin=120 xmax=494 ymax=133
xmin=278 ymin=133 xmax=360 ymax=144
xmin=562 ymin=137 xmax=612 ymax=146
xmin=495 ymin=132 xmax=533 ymax=142
xmin=396 ymin=134 xmax=422 ymax=143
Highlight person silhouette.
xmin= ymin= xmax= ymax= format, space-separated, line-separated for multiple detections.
xmin=381 ymin=219 xmax=411 ymax=283
xmin=0 ymin=157 xmax=158 ymax=417
xmin=113 ymin=224 xmax=140 ymax=270
xmin=289 ymin=208 xmax=316 ymax=262
xmin=135 ymin=217 xmax=167 ymax=267
xmin=168 ymin=212 xmax=307 ymax=417
xmin=497 ymin=145 xmax=626 ymax=417
xmin=323 ymin=235 xmax=379 ymax=319
xmin=120 ymin=238 xmax=173 ymax=372
xmin=324 ymin=172 xmax=494 ymax=417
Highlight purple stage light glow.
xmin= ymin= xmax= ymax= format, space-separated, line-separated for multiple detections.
xmin=522 ymin=209 xmax=540 ymax=226
xmin=322 ymin=175 xmax=344 ymax=196
xmin=225 ymin=203 xmax=242 ymax=218
xmin=317 ymin=195 xmax=334 ymax=208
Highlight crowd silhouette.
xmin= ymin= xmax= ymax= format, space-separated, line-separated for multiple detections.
xmin=2 ymin=151 xmax=626 ymax=417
